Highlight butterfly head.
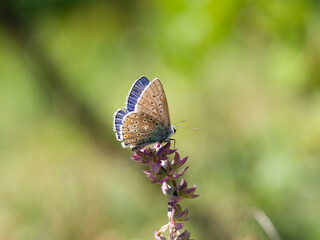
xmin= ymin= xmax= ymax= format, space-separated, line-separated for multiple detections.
xmin=172 ymin=126 xmax=177 ymax=134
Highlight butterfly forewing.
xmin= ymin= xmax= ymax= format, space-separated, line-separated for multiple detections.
xmin=135 ymin=79 xmax=171 ymax=127
xmin=126 ymin=77 xmax=150 ymax=112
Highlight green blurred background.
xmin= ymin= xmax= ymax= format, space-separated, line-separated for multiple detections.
xmin=0 ymin=0 xmax=320 ymax=239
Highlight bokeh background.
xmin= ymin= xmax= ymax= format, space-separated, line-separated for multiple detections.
xmin=1 ymin=0 xmax=320 ymax=239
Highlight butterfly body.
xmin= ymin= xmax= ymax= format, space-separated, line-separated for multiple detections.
xmin=113 ymin=76 xmax=175 ymax=150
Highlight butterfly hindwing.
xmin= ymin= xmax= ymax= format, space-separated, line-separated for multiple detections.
xmin=121 ymin=111 xmax=165 ymax=149
xmin=113 ymin=109 xmax=126 ymax=140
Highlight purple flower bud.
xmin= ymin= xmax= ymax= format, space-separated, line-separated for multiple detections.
xmin=173 ymin=204 xmax=190 ymax=222
xmin=178 ymin=180 xmax=200 ymax=199
xmin=172 ymin=152 xmax=189 ymax=170
xmin=176 ymin=223 xmax=184 ymax=231
xmin=151 ymin=160 xmax=162 ymax=173
xmin=162 ymin=182 xmax=184 ymax=202
xmin=176 ymin=230 xmax=191 ymax=240
xmin=156 ymin=142 xmax=176 ymax=157
xmin=143 ymin=170 xmax=154 ymax=181
xmin=152 ymin=173 xmax=168 ymax=184
xmin=130 ymin=147 xmax=156 ymax=164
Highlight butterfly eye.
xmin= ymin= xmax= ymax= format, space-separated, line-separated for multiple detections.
xmin=134 ymin=121 xmax=139 ymax=124
xmin=159 ymin=110 xmax=163 ymax=113
xmin=143 ymin=119 xmax=147 ymax=123
xmin=149 ymin=129 xmax=152 ymax=132
xmin=155 ymin=122 xmax=159 ymax=126
xmin=156 ymin=93 xmax=159 ymax=96
xmin=150 ymin=101 xmax=154 ymax=104
xmin=149 ymin=118 xmax=153 ymax=121
xmin=152 ymin=94 xmax=156 ymax=98
xmin=137 ymin=133 xmax=141 ymax=136
xmin=158 ymin=102 xmax=162 ymax=106
xmin=133 ymin=129 xmax=137 ymax=133
xmin=133 ymin=125 xmax=137 ymax=128
xmin=134 ymin=138 xmax=138 ymax=142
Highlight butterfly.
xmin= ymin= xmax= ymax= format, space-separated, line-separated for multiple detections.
xmin=113 ymin=76 xmax=176 ymax=151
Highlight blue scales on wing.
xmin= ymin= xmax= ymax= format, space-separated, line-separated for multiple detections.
xmin=113 ymin=76 xmax=150 ymax=141
xmin=126 ymin=76 xmax=150 ymax=112
xmin=113 ymin=109 xmax=127 ymax=140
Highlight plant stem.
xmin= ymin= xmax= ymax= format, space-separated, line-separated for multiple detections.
xmin=168 ymin=177 xmax=178 ymax=240
xmin=169 ymin=205 xmax=175 ymax=240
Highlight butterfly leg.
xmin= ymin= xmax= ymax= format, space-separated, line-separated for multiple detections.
xmin=169 ymin=138 xmax=176 ymax=149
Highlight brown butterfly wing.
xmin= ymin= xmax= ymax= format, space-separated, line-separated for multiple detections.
xmin=121 ymin=111 xmax=162 ymax=148
xmin=135 ymin=79 xmax=171 ymax=127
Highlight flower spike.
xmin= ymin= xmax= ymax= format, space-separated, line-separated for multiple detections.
xmin=130 ymin=142 xmax=198 ymax=239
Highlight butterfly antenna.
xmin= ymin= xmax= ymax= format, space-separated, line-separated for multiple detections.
xmin=173 ymin=119 xmax=198 ymax=131
xmin=173 ymin=119 xmax=187 ymax=125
